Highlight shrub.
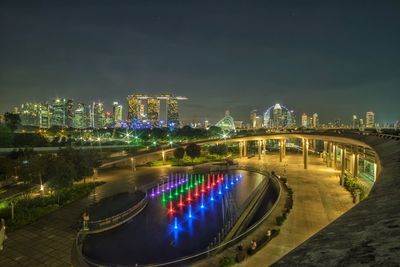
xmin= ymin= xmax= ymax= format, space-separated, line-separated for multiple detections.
xmin=276 ymin=215 xmax=285 ymax=226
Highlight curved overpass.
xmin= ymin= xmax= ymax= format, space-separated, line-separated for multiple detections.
xmin=101 ymin=132 xmax=399 ymax=265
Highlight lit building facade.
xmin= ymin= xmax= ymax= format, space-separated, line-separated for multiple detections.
xmin=250 ymin=110 xmax=257 ymax=128
xmin=38 ymin=104 xmax=51 ymax=129
xmin=93 ymin=102 xmax=105 ymax=128
xmin=147 ymin=97 xmax=160 ymax=126
xmin=127 ymin=94 xmax=146 ymax=121
xmin=167 ymin=97 xmax=179 ymax=126
xmin=301 ymin=113 xmax=308 ymax=128
xmin=51 ymin=98 xmax=66 ymax=127
xmin=112 ymin=102 xmax=123 ymax=123
xmin=73 ymin=103 xmax=85 ymax=129
xmin=65 ymin=99 xmax=74 ymax=128
xmin=312 ymin=113 xmax=319 ymax=128
xmin=366 ymin=111 xmax=375 ymax=128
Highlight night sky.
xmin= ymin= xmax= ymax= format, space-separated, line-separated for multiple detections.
xmin=0 ymin=1 xmax=399 ymax=124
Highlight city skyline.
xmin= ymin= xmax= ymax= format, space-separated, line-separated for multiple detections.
xmin=1 ymin=1 xmax=399 ymax=123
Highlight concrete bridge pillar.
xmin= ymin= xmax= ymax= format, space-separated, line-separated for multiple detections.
xmin=263 ymin=140 xmax=266 ymax=155
xmin=332 ymin=143 xmax=337 ymax=169
xmin=341 ymin=146 xmax=346 ymax=184
xmin=323 ymin=141 xmax=328 ymax=163
xmin=243 ymin=141 xmax=247 ymax=157
xmin=302 ymin=138 xmax=308 ymax=169
xmin=327 ymin=142 xmax=332 ymax=167
xmin=239 ymin=142 xmax=243 ymax=158
xmin=258 ymin=140 xmax=261 ymax=160
xmin=352 ymin=146 xmax=359 ymax=178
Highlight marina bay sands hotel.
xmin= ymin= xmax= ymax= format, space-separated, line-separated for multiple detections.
xmin=127 ymin=93 xmax=188 ymax=126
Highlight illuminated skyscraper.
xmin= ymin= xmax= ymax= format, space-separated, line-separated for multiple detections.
xmin=94 ymin=102 xmax=105 ymax=128
xmin=127 ymin=94 xmax=146 ymax=121
xmin=38 ymin=104 xmax=51 ymax=129
xmin=20 ymin=102 xmax=40 ymax=126
xmin=65 ymin=99 xmax=74 ymax=128
xmin=112 ymin=102 xmax=123 ymax=123
xmin=250 ymin=110 xmax=257 ymax=128
xmin=147 ymin=97 xmax=160 ymax=126
xmin=301 ymin=113 xmax=308 ymax=128
xmin=167 ymin=97 xmax=179 ymax=125
xmin=73 ymin=103 xmax=85 ymax=129
xmin=51 ymin=98 xmax=66 ymax=127
xmin=352 ymin=115 xmax=358 ymax=129
xmin=104 ymin=111 xmax=113 ymax=127
xmin=85 ymin=104 xmax=93 ymax=128
xmin=312 ymin=113 xmax=319 ymax=128
xmin=366 ymin=111 xmax=375 ymax=128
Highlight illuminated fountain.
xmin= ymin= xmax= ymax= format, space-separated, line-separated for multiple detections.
xmin=174 ymin=217 xmax=178 ymax=230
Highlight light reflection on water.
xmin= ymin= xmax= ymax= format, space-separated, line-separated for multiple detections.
xmin=83 ymin=170 xmax=264 ymax=266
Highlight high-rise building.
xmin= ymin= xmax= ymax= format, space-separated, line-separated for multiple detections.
xmin=167 ymin=97 xmax=179 ymax=126
xmin=366 ymin=111 xmax=375 ymax=128
xmin=127 ymin=94 xmax=147 ymax=122
xmin=51 ymin=98 xmax=66 ymax=127
xmin=112 ymin=102 xmax=123 ymax=123
xmin=250 ymin=110 xmax=257 ymax=128
xmin=147 ymin=97 xmax=160 ymax=126
xmin=73 ymin=103 xmax=85 ymax=129
xmin=85 ymin=104 xmax=93 ymax=128
xmin=20 ymin=102 xmax=40 ymax=126
xmin=312 ymin=113 xmax=319 ymax=128
xmin=65 ymin=99 xmax=74 ymax=128
xmin=94 ymin=102 xmax=105 ymax=128
xmin=104 ymin=111 xmax=113 ymax=127
xmin=352 ymin=115 xmax=358 ymax=129
xmin=38 ymin=104 xmax=51 ymax=129
xmin=301 ymin=113 xmax=308 ymax=128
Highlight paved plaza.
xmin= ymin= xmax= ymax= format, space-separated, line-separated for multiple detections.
xmin=0 ymin=152 xmax=355 ymax=266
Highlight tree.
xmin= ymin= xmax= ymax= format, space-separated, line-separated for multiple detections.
xmin=4 ymin=112 xmax=21 ymax=131
xmin=208 ymin=144 xmax=228 ymax=157
xmin=185 ymin=143 xmax=201 ymax=162
xmin=174 ymin=147 xmax=185 ymax=164
xmin=0 ymin=125 xmax=14 ymax=147
xmin=47 ymin=159 xmax=76 ymax=192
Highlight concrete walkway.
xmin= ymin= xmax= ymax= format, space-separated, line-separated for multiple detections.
xmin=0 ymin=165 xmax=188 ymax=267
xmin=235 ymin=153 xmax=354 ymax=266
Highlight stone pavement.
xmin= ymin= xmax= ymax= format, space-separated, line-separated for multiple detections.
xmin=236 ymin=153 xmax=354 ymax=266
xmin=0 ymin=165 xmax=188 ymax=267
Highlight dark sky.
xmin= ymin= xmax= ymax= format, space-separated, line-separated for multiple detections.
xmin=1 ymin=1 xmax=399 ymax=124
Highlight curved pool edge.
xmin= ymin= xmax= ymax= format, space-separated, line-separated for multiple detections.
xmin=73 ymin=167 xmax=281 ymax=267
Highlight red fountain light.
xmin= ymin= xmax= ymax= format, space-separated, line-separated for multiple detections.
xmin=195 ymin=184 xmax=199 ymax=197
xmin=169 ymin=201 xmax=174 ymax=213
xmin=187 ymin=187 xmax=192 ymax=201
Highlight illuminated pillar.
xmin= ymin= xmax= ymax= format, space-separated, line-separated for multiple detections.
xmin=332 ymin=144 xmax=337 ymax=169
xmin=327 ymin=142 xmax=332 ymax=167
xmin=258 ymin=140 xmax=261 ymax=160
xmin=263 ymin=140 xmax=266 ymax=155
xmin=239 ymin=142 xmax=243 ymax=158
xmin=373 ymin=162 xmax=378 ymax=182
xmin=340 ymin=146 xmax=346 ymax=184
xmin=353 ymin=147 xmax=359 ymax=178
xmin=243 ymin=141 xmax=247 ymax=157
xmin=303 ymin=138 xmax=308 ymax=169
xmin=312 ymin=139 xmax=316 ymax=151
xmin=323 ymin=141 xmax=328 ymax=163
xmin=162 ymin=150 xmax=166 ymax=162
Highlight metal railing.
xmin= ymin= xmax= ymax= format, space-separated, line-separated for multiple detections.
xmin=86 ymin=193 xmax=148 ymax=233
xmin=74 ymin=167 xmax=282 ymax=267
